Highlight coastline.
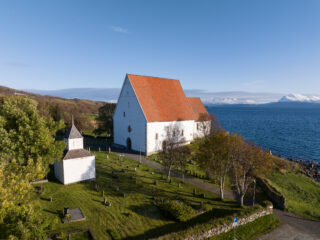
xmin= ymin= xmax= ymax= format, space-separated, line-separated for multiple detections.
xmin=278 ymin=155 xmax=320 ymax=182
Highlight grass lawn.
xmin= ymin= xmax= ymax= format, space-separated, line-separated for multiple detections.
xmin=35 ymin=152 xmax=243 ymax=239
xmin=208 ymin=214 xmax=281 ymax=240
xmin=148 ymin=153 xmax=270 ymax=203
xmin=268 ymin=172 xmax=320 ymax=220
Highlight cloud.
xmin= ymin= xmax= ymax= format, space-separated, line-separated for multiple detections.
xmin=109 ymin=25 xmax=129 ymax=34
xmin=244 ymin=80 xmax=265 ymax=87
xmin=1 ymin=61 xmax=30 ymax=68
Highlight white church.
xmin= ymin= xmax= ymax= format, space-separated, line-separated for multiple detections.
xmin=113 ymin=74 xmax=211 ymax=156
xmin=54 ymin=120 xmax=96 ymax=184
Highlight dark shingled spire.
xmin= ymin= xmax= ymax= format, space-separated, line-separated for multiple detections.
xmin=66 ymin=117 xmax=83 ymax=139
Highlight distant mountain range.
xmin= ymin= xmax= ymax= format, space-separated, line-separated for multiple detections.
xmin=23 ymin=88 xmax=320 ymax=105
xmin=279 ymin=93 xmax=320 ymax=103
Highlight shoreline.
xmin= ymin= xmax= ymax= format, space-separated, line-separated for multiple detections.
xmin=277 ymin=155 xmax=320 ymax=182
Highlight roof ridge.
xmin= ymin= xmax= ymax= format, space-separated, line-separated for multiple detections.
xmin=127 ymin=73 xmax=179 ymax=81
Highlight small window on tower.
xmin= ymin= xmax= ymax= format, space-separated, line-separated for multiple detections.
xmin=155 ymin=133 xmax=158 ymax=140
xmin=181 ymin=130 xmax=184 ymax=136
xmin=128 ymin=125 xmax=132 ymax=132
xmin=123 ymin=112 xmax=126 ymax=117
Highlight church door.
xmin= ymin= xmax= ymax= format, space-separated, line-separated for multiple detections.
xmin=126 ymin=138 xmax=132 ymax=151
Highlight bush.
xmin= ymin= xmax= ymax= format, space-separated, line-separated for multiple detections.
xmin=156 ymin=199 xmax=195 ymax=222
xmin=107 ymin=229 xmax=121 ymax=240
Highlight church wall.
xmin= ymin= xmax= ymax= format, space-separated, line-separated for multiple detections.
xmin=146 ymin=120 xmax=195 ymax=155
xmin=68 ymin=138 xmax=84 ymax=150
xmin=62 ymin=156 xmax=96 ymax=184
xmin=193 ymin=120 xmax=212 ymax=139
xmin=54 ymin=160 xmax=64 ymax=184
xmin=113 ymin=76 xmax=147 ymax=153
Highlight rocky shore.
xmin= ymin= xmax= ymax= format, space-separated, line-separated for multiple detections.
xmin=287 ymin=158 xmax=320 ymax=182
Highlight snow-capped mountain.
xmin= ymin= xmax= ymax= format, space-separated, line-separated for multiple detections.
xmin=279 ymin=94 xmax=320 ymax=103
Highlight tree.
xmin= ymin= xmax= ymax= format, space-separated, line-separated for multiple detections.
xmin=95 ymin=103 xmax=116 ymax=135
xmin=231 ymin=138 xmax=273 ymax=206
xmin=175 ymin=145 xmax=191 ymax=181
xmin=210 ymin=113 xmax=223 ymax=134
xmin=0 ymin=156 xmax=55 ymax=239
xmin=0 ymin=96 xmax=64 ymax=170
xmin=0 ymin=97 xmax=63 ymax=239
xmin=193 ymin=131 xmax=233 ymax=200
xmin=195 ymin=113 xmax=212 ymax=138
xmin=159 ymin=124 xmax=186 ymax=181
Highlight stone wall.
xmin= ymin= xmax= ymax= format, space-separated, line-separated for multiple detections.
xmin=257 ymin=178 xmax=286 ymax=210
xmin=184 ymin=208 xmax=273 ymax=240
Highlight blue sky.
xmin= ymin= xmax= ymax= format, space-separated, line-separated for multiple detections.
xmin=0 ymin=0 xmax=319 ymax=93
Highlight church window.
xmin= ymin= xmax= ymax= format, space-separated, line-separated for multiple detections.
xmin=128 ymin=102 xmax=130 ymax=108
xmin=155 ymin=133 xmax=158 ymax=140
xmin=128 ymin=125 xmax=132 ymax=132
xmin=123 ymin=112 xmax=126 ymax=117
xmin=181 ymin=130 xmax=184 ymax=136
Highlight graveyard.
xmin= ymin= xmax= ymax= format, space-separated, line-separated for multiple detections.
xmin=34 ymin=151 xmax=255 ymax=239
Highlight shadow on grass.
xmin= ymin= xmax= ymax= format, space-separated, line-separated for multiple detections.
xmin=128 ymin=204 xmax=166 ymax=220
xmin=43 ymin=209 xmax=60 ymax=216
xmin=123 ymin=208 xmax=240 ymax=240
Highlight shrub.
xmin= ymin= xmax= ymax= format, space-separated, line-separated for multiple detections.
xmin=156 ymin=199 xmax=195 ymax=222
xmin=107 ymin=229 xmax=121 ymax=240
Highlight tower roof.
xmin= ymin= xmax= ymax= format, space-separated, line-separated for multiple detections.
xmin=66 ymin=120 xmax=83 ymax=139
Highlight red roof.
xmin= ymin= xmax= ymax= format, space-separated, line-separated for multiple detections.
xmin=127 ymin=74 xmax=195 ymax=122
xmin=188 ymin=97 xmax=210 ymax=121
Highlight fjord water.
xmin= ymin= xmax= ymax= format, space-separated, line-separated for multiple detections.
xmin=208 ymin=104 xmax=320 ymax=163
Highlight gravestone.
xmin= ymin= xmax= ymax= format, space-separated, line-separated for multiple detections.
xmin=49 ymin=196 xmax=52 ymax=202
xmin=193 ymin=188 xmax=197 ymax=196
xmin=104 ymin=196 xmax=107 ymax=204
xmin=64 ymin=207 xmax=69 ymax=216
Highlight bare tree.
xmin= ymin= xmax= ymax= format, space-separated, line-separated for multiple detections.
xmin=159 ymin=124 xmax=186 ymax=181
xmin=195 ymin=113 xmax=212 ymax=138
xmin=175 ymin=145 xmax=191 ymax=181
xmin=210 ymin=113 xmax=223 ymax=134
xmin=231 ymin=138 xmax=273 ymax=206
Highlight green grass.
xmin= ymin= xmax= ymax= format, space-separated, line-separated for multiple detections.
xmin=35 ymin=152 xmax=243 ymax=239
xmin=71 ymin=231 xmax=93 ymax=240
xmin=268 ymin=172 xmax=320 ymax=220
xmin=208 ymin=214 xmax=281 ymax=240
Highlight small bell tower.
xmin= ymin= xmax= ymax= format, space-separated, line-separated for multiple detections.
xmin=66 ymin=116 xmax=84 ymax=150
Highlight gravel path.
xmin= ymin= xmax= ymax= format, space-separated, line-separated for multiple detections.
xmin=113 ymin=150 xmax=320 ymax=240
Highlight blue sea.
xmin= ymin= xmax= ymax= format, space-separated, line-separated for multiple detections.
xmin=208 ymin=104 xmax=320 ymax=163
